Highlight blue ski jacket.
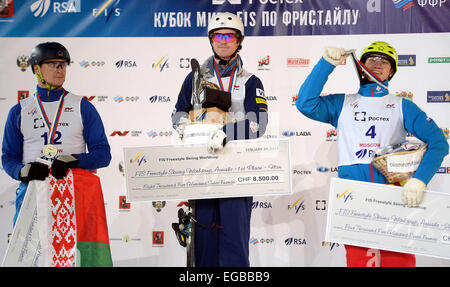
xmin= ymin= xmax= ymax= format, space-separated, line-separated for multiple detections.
xmin=2 ymin=85 xmax=111 ymax=181
xmin=296 ymin=57 xmax=448 ymax=184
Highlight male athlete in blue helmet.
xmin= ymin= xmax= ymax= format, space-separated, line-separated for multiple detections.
xmin=296 ymin=42 xmax=449 ymax=266
xmin=1 ymin=42 xmax=111 ymax=225
xmin=172 ymin=12 xmax=268 ymax=266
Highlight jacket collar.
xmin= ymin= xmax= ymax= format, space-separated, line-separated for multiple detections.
xmin=36 ymin=85 xmax=66 ymax=102
xmin=358 ymin=81 xmax=389 ymax=97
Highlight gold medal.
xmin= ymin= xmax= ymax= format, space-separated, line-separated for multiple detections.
xmin=43 ymin=144 xmax=57 ymax=159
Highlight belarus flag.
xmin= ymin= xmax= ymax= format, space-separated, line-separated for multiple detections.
xmin=2 ymin=168 xmax=113 ymax=267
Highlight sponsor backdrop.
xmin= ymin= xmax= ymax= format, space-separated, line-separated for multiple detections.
xmin=0 ymin=0 xmax=449 ymax=266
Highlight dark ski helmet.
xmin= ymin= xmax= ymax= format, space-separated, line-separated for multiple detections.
xmin=29 ymin=42 xmax=71 ymax=74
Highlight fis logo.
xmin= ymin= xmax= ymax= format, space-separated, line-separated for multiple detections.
xmin=288 ymin=197 xmax=305 ymax=214
xmin=94 ymin=0 xmax=121 ymax=22
xmin=337 ymin=188 xmax=353 ymax=203
xmin=130 ymin=152 xmax=147 ymax=166
xmin=355 ymin=148 xmax=374 ymax=159
xmin=153 ymin=56 xmax=169 ymax=72
xmin=322 ymin=241 xmax=340 ymax=251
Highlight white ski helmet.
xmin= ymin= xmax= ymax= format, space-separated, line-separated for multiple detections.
xmin=208 ymin=12 xmax=244 ymax=38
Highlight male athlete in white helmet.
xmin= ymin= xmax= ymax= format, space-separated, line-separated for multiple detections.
xmin=171 ymin=12 xmax=268 ymax=266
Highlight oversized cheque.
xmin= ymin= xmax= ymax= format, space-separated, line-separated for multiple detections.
xmin=326 ymin=178 xmax=450 ymax=260
xmin=123 ymin=138 xmax=291 ymax=201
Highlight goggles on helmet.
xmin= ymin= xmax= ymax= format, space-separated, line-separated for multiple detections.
xmin=211 ymin=33 xmax=238 ymax=43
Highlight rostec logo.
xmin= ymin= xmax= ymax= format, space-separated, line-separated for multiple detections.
xmin=179 ymin=58 xmax=190 ymax=68
xmin=354 ymin=111 xmax=366 ymax=121
xmin=212 ymin=0 xmax=241 ymax=4
xmin=116 ymin=60 xmax=137 ymax=68
xmin=315 ymin=200 xmax=326 ymax=210
xmin=110 ymin=131 xmax=129 ymax=136
xmin=337 ymin=188 xmax=353 ymax=203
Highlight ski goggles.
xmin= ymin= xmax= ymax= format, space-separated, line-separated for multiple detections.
xmin=211 ymin=33 xmax=238 ymax=43
xmin=42 ymin=60 xmax=68 ymax=70
xmin=364 ymin=56 xmax=392 ymax=67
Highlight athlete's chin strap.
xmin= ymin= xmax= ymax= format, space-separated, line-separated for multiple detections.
xmin=210 ymin=38 xmax=242 ymax=67
xmin=347 ymin=50 xmax=389 ymax=91
xmin=35 ymin=65 xmax=60 ymax=91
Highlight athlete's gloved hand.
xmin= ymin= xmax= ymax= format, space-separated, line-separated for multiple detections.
xmin=402 ymin=178 xmax=426 ymax=207
xmin=51 ymin=155 xmax=79 ymax=179
xmin=176 ymin=117 xmax=191 ymax=140
xmin=323 ymin=47 xmax=348 ymax=66
xmin=207 ymin=129 xmax=227 ymax=154
xmin=19 ymin=161 xmax=50 ymax=182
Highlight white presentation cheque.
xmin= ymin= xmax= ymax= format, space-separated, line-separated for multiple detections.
xmin=123 ymin=139 xmax=291 ymax=201
xmin=326 ymin=178 xmax=450 ymax=260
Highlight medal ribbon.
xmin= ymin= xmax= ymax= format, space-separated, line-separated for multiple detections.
xmin=348 ymin=50 xmax=389 ymax=91
xmin=35 ymin=90 xmax=66 ymax=145
xmin=213 ymin=61 xmax=238 ymax=93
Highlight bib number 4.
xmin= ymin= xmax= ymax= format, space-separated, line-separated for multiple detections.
xmin=365 ymin=125 xmax=377 ymax=139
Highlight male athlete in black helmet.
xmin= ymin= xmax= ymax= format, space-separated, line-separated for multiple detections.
xmin=1 ymin=42 xmax=111 ymax=225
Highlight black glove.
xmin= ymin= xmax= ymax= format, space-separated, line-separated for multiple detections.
xmin=19 ymin=161 xmax=50 ymax=182
xmin=51 ymin=155 xmax=79 ymax=179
